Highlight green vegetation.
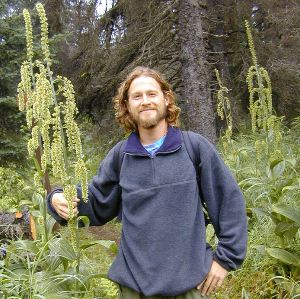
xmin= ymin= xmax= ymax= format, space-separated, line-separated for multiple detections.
xmin=0 ymin=226 xmax=120 ymax=298
xmin=0 ymin=4 xmax=299 ymax=299
xmin=0 ymin=167 xmax=27 ymax=212
xmin=212 ymin=22 xmax=300 ymax=298
xmin=214 ymin=117 xmax=300 ymax=298
xmin=1 ymin=4 xmax=120 ymax=298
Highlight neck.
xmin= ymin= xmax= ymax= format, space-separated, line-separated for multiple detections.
xmin=138 ymin=120 xmax=168 ymax=145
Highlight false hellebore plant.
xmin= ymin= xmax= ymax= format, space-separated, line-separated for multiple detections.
xmin=17 ymin=4 xmax=88 ymax=250
xmin=14 ymin=6 xmax=120 ymax=298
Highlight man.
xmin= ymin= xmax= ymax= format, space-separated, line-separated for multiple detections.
xmin=47 ymin=67 xmax=247 ymax=299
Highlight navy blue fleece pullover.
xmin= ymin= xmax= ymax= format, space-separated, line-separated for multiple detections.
xmin=47 ymin=127 xmax=247 ymax=296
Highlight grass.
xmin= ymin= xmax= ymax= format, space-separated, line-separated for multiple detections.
xmin=211 ymin=216 xmax=279 ymax=298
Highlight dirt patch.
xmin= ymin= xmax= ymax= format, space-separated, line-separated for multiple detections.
xmin=87 ymin=222 xmax=122 ymax=245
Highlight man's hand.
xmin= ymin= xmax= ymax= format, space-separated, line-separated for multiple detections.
xmin=196 ymin=260 xmax=228 ymax=296
xmin=51 ymin=192 xmax=79 ymax=220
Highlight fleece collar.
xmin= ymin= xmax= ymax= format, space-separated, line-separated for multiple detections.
xmin=124 ymin=126 xmax=182 ymax=156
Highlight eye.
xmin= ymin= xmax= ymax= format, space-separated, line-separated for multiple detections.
xmin=149 ymin=92 xmax=156 ymax=97
xmin=132 ymin=94 xmax=141 ymax=100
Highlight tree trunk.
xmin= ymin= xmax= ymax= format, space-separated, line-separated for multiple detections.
xmin=177 ymin=0 xmax=216 ymax=144
xmin=206 ymin=0 xmax=245 ymax=132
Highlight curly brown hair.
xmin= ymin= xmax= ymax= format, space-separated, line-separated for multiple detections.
xmin=113 ymin=66 xmax=181 ymax=132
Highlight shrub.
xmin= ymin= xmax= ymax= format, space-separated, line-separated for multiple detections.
xmin=0 ymin=167 xmax=26 ymax=212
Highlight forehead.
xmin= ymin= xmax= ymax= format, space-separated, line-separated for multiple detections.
xmin=128 ymin=76 xmax=162 ymax=94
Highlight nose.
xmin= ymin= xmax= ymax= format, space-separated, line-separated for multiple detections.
xmin=141 ymin=94 xmax=150 ymax=105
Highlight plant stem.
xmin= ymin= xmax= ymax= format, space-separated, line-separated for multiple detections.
xmin=46 ymin=63 xmax=68 ymax=168
xmin=42 ymin=190 xmax=48 ymax=242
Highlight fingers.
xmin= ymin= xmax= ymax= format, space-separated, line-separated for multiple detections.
xmin=56 ymin=207 xmax=78 ymax=220
xmin=57 ymin=206 xmax=79 ymax=220
xmin=59 ymin=210 xmax=71 ymax=220
xmin=206 ymin=276 xmax=221 ymax=295
xmin=198 ymin=276 xmax=221 ymax=297
xmin=199 ymin=274 xmax=214 ymax=297
xmin=196 ymin=281 xmax=204 ymax=290
xmin=51 ymin=193 xmax=80 ymax=220
xmin=197 ymin=260 xmax=228 ymax=296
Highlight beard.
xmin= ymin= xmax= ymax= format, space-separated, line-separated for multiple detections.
xmin=131 ymin=105 xmax=167 ymax=129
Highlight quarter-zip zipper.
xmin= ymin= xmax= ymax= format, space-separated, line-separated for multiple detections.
xmin=125 ymin=152 xmax=150 ymax=157
xmin=153 ymin=145 xmax=182 ymax=184
xmin=151 ymin=158 xmax=155 ymax=183
xmin=124 ymin=145 xmax=182 ymax=185
xmin=125 ymin=151 xmax=155 ymax=184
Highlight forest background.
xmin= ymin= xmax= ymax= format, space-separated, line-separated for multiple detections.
xmin=0 ymin=0 xmax=300 ymax=298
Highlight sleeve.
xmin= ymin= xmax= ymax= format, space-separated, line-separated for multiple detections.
xmin=46 ymin=144 xmax=122 ymax=226
xmin=197 ymin=135 xmax=248 ymax=271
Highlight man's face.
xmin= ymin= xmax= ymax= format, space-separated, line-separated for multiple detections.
xmin=127 ymin=76 xmax=169 ymax=129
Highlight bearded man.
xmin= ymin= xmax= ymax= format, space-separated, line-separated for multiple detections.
xmin=47 ymin=66 xmax=248 ymax=299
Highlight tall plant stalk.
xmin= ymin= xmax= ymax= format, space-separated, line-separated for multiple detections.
xmin=215 ymin=69 xmax=233 ymax=152
xmin=17 ymin=3 xmax=88 ymax=265
xmin=245 ymin=20 xmax=283 ymax=162
xmin=245 ymin=20 xmax=273 ymax=134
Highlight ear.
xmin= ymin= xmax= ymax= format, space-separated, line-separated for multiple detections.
xmin=164 ymin=94 xmax=170 ymax=106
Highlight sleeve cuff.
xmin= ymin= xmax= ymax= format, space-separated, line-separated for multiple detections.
xmin=212 ymin=254 xmax=235 ymax=272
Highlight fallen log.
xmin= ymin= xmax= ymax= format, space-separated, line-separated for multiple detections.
xmin=0 ymin=208 xmax=36 ymax=240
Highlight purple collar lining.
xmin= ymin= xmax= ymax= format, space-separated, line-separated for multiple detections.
xmin=124 ymin=127 xmax=182 ymax=155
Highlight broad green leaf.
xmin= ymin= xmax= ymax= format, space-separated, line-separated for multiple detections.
xmin=272 ymin=204 xmax=300 ymax=226
xmin=76 ymin=215 xmax=90 ymax=228
xmin=8 ymin=268 xmax=28 ymax=277
xmin=44 ymin=294 xmax=68 ymax=299
xmin=266 ymin=247 xmax=300 ymax=266
xmin=282 ymin=185 xmax=300 ymax=192
xmin=32 ymin=193 xmax=44 ymax=207
xmin=21 ymin=186 xmax=33 ymax=192
xmin=251 ymin=207 xmax=269 ymax=217
xmin=45 ymin=252 xmax=62 ymax=271
xmin=6 ymin=261 xmax=27 ymax=273
xmin=237 ymin=146 xmax=253 ymax=155
xmin=84 ymin=272 xmax=108 ymax=283
xmin=270 ymin=158 xmax=284 ymax=169
xmin=46 ymin=216 xmax=56 ymax=234
xmin=275 ymin=222 xmax=298 ymax=237
xmin=6 ymin=208 xmax=18 ymax=213
xmin=254 ymin=245 xmax=266 ymax=255
xmin=286 ymin=157 xmax=297 ymax=167
xmin=31 ymin=210 xmax=42 ymax=218
xmin=266 ymin=166 xmax=271 ymax=179
xmin=80 ymin=240 xmax=118 ymax=254
xmin=18 ymin=200 xmax=33 ymax=206
xmin=61 ymin=257 xmax=69 ymax=272
xmin=14 ymin=240 xmax=39 ymax=254
xmin=49 ymin=238 xmax=77 ymax=261
xmin=269 ymin=159 xmax=285 ymax=179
